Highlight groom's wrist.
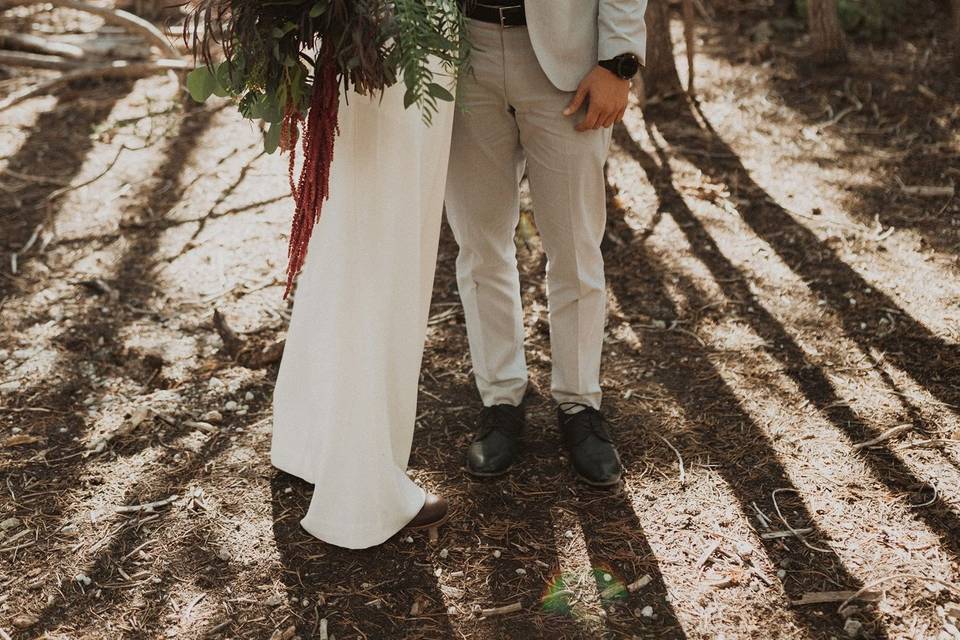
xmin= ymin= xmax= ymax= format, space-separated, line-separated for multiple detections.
xmin=598 ymin=53 xmax=642 ymax=81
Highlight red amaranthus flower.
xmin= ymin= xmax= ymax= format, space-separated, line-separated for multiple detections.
xmin=282 ymin=44 xmax=339 ymax=298
xmin=183 ymin=0 xmax=469 ymax=297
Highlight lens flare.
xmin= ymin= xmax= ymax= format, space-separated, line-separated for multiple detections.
xmin=540 ymin=564 xmax=628 ymax=616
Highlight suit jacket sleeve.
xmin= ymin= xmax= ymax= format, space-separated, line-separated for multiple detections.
xmin=598 ymin=0 xmax=649 ymax=65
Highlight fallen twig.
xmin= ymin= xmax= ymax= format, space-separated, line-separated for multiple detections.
xmin=0 ymin=540 xmax=35 ymax=553
xmin=3 ymin=434 xmax=44 ymax=447
xmin=480 ymin=602 xmax=522 ymax=618
xmin=0 ymin=49 xmax=85 ymax=70
xmin=896 ymin=177 xmax=955 ymax=198
xmin=0 ymin=31 xmax=85 ymax=58
xmin=183 ymin=420 xmax=218 ymax=433
xmin=852 ymin=423 xmax=912 ymax=450
xmin=668 ymin=320 xmax=706 ymax=347
xmin=268 ymin=625 xmax=296 ymax=640
xmin=837 ymin=575 xmax=960 ymax=614
xmin=120 ymin=539 xmax=155 ymax=561
xmin=760 ymin=528 xmax=814 ymax=540
xmin=115 ymin=494 xmax=178 ymax=513
xmin=695 ymin=540 xmax=721 ymax=568
xmin=751 ymin=501 xmax=773 ymax=529
xmin=1 ymin=529 xmax=31 ymax=546
xmin=16 ymin=223 xmax=43 ymax=256
xmin=897 ymin=438 xmax=960 ymax=449
xmin=626 ymin=574 xmax=652 ymax=592
xmin=770 ymin=488 xmax=833 ymax=554
xmin=427 ymin=306 xmax=460 ymax=325
xmin=658 ymin=435 xmax=686 ymax=486
xmin=792 ymin=590 xmax=881 ymax=606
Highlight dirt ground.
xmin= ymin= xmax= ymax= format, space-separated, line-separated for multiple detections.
xmin=2 ymin=4 xmax=960 ymax=639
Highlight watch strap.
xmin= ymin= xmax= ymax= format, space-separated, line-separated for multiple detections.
xmin=599 ymin=54 xmax=639 ymax=80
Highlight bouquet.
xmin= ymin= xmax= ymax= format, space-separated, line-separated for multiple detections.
xmin=183 ymin=0 xmax=469 ymax=297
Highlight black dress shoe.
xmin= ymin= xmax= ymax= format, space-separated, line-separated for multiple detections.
xmin=466 ymin=404 xmax=525 ymax=477
xmin=557 ymin=403 xmax=623 ymax=487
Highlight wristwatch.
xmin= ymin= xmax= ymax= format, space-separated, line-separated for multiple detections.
xmin=599 ymin=53 xmax=641 ymax=80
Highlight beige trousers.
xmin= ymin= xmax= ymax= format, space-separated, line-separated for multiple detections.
xmin=445 ymin=19 xmax=613 ymax=410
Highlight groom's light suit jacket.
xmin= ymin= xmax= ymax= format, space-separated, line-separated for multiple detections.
xmin=523 ymin=0 xmax=649 ymax=91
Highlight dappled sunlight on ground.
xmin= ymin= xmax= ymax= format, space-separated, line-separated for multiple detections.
xmin=2 ymin=6 xmax=960 ymax=640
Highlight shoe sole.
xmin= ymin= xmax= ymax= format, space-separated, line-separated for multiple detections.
xmin=576 ymin=472 xmax=623 ymax=487
xmin=403 ymin=509 xmax=451 ymax=532
xmin=466 ymin=465 xmax=514 ymax=478
xmin=468 ymin=460 xmax=621 ymax=485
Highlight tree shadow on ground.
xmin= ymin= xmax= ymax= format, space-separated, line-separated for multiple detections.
xmin=0 ymin=80 xmax=134 ymax=305
xmin=634 ymin=98 xmax=960 ymax=561
xmin=4 ymin=99 xmax=218 ymax=480
xmin=28 ymin=386 xmax=259 ymax=637
xmin=270 ymin=472 xmax=459 ymax=639
xmin=603 ymin=142 xmax=887 ymax=638
xmin=693 ymin=8 xmax=960 ymax=261
xmin=6 ymin=99 xmax=258 ymax=636
xmin=576 ymin=489 xmax=687 ymax=638
xmin=408 ymin=223 xmax=685 ymax=638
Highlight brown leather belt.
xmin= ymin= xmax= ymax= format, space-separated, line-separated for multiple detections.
xmin=465 ymin=2 xmax=527 ymax=27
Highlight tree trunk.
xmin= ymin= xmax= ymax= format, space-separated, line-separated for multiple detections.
xmin=953 ymin=0 xmax=960 ymax=70
xmin=116 ymin=0 xmax=183 ymax=21
xmin=807 ymin=0 xmax=847 ymax=64
xmin=641 ymin=0 xmax=682 ymax=98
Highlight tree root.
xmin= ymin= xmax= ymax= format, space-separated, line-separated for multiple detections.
xmin=0 ymin=31 xmax=85 ymax=59
xmin=0 ymin=59 xmax=190 ymax=112
xmin=1 ymin=0 xmax=180 ymax=57
xmin=213 ymin=310 xmax=285 ymax=370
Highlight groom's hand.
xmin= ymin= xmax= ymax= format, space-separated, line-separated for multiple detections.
xmin=563 ymin=66 xmax=631 ymax=132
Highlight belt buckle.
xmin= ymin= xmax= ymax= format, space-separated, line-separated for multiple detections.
xmin=498 ymin=6 xmax=515 ymax=28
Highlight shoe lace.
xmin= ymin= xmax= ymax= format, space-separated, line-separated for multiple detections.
xmin=558 ymin=402 xmax=613 ymax=443
xmin=476 ymin=405 xmax=524 ymax=440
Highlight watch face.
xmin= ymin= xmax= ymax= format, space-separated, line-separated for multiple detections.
xmin=618 ymin=55 xmax=640 ymax=79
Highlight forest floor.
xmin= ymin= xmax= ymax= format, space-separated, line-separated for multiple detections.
xmin=2 ymin=4 xmax=960 ymax=640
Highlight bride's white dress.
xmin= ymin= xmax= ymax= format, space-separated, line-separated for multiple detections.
xmin=270 ymin=81 xmax=455 ymax=549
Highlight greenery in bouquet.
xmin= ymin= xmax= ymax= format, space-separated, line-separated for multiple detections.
xmin=182 ymin=0 xmax=470 ymax=296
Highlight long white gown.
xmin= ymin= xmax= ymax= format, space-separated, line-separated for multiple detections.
xmin=270 ymin=81 xmax=455 ymax=549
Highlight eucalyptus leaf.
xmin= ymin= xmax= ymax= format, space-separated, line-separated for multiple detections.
xmin=264 ymin=121 xmax=282 ymax=155
xmin=246 ymin=92 xmax=266 ymax=119
xmin=186 ymin=66 xmax=218 ymax=103
xmin=213 ymin=62 xmax=234 ymax=97
xmin=238 ymin=90 xmax=263 ymax=119
xmin=426 ymin=82 xmax=454 ymax=102
xmin=403 ymin=87 xmax=417 ymax=109
xmin=185 ymin=0 xmax=472 ymax=127
xmin=261 ymin=93 xmax=283 ymax=124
